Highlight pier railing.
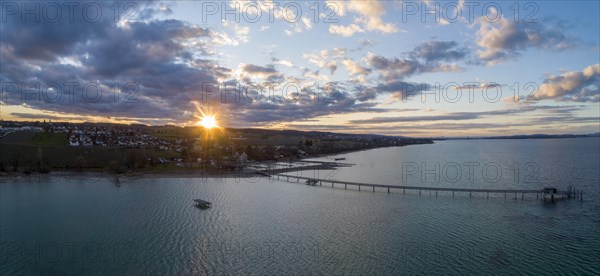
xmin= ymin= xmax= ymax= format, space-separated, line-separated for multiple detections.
xmin=269 ymin=173 xmax=582 ymax=200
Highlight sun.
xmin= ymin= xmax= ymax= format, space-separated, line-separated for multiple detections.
xmin=199 ymin=116 xmax=218 ymax=129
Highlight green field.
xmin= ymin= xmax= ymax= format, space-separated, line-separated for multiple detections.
xmin=0 ymin=142 xmax=168 ymax=173
xmin=28 ymin=132 xmax=68 ymax=145
xmin=0 ymin=131 xmax=68 ymax=146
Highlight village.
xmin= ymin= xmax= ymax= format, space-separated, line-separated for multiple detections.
xmin=0 ymin=120 xmax=434 ymax=174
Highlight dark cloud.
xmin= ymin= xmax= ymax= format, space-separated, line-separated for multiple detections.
xmin=214 ymin=86 xmax=391 ymax=126
xmin=84 ymin=20 xmax=210 ymax=78
xmin=349 ymin=105 xmax=586 ymax=124
xmin=1 ymin=9 xmax=220 ymax=121
xmin=238 ymin=64 xmax=284 ymax=83
xmin=366 ymin=54 xmax=421 ymax=79
xmin=241 ymin=64 xmax=278 ymax=75
xmin=350 ymin=114 xmax=479 ymax=124
xmin=355 ymin=81 xmax=431 ymax=101
xmin=411 ymin=41 xmax=468 ymax=63
xmin=9 ymin=112 xmax=79 ymax=121
xmin=1 ymin=2 xmax=388 ymax=125
xmin=365 ymin=41 xmax=465 ymax=81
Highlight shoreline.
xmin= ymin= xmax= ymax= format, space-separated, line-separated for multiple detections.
xmin=0 ymin=144 xmax=430 ymax=180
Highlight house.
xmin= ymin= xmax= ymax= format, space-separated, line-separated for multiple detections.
xmin=238 ymin=152 xmax=248 ymax=165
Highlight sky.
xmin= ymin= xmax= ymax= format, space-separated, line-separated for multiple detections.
xmin=0 ymin=0 xmax=599 ymax=137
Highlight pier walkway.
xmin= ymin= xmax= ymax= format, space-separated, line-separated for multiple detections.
xmin=268 ymin=173 xmax=581 ymax=200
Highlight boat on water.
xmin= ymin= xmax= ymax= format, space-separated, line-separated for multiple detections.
xmin=305 ymin=179 xmax=318 ymax=186
xmin=194 ymin=199 xmax=212 ymax=209
xmin=334 ymin=158 xmax=346 ymax=161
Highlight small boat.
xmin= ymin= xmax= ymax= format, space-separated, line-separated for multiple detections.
xmin=194 ymin=199 xmax=212 ymax=209
xmin=305 ymin=179 xmax=318 ymax=186
xmin=334 ymin=158 xmax=346 ymax=161
xmin=542 ymin=187 xmax=568 ymax=201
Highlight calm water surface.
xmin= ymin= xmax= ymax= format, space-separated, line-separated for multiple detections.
xmin=1 ymin=138 xmax=599 ymax=275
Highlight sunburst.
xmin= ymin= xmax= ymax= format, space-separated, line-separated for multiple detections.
xmin=198 ymin=116 xmax=218 ymax=129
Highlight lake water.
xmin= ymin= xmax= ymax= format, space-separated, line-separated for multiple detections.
xmin=1 ymin=138 xmax=599 ymax=275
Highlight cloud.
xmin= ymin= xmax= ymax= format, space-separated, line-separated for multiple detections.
xmin=241 ymin=64 xmax=278 ymax=75
xmin=223 ymin=21 xmax=250 ymax=44
xmin=366 ymin=54 xmax=421 ymax=80
xmin=411 ymin=41 xmax=468 ymax=63
xmin=302 ymin=17 xmax=313 ymax=30
xmin=239 ymin=64 xmax=284 ymax=82
xmin=325 ymin=1 xmax=346 ymax=16
xmin=365 ymin=41 xmax=466 ymax=80
xmin=214 ymin=84 xmax=391 ymax=126
xmin=348 ymin=105 xmax=585 ymax=124
xmin=272 ymin=58 xmax=294 ymax=68
xmin=477 ymin=18 xmax=575 ymax=65
xmin=328 ymin=0 xmax=399 ymax=36
xmin=346 ymin=0 xmax=399 ymax=33
xmin=537 ymin=64 xmax=600 ymax=102
xmin=350 ymin=114 xmax=479 ymax=124
xmin=355 ymin=81 xmax=431 ymax=102
xmin=302 ymin=49 xmax=346 ymax=75
xmin=341 ymin=59 xmax=371 ymax=76
xmin=0 ymin=3 xmax=221 ymax=122
xmin=344 ymin=41 xmax=468 ymax=102
xmin=329 ymin=24 xmax=365 ymax=37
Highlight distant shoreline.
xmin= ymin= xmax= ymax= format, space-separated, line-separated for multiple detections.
xmin=434 ymin=134 xmax=600 ymax=141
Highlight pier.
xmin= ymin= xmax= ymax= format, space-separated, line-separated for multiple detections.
xmin=270 ymin=173 xmax=581 ymax=201
xmin=247 ymin=161 xmax=352 ymax=176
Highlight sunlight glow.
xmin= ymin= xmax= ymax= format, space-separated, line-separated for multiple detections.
xmin=199 ymin=116 xmax=218 ymax=129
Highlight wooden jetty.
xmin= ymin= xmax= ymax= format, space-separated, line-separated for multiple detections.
xmin=296 ymin=160 xmax=354 ymax=167
xmin=194 ymin=199 xmax=212 ymax=209
xmin=250 ymin=163 xmax=339 ymax=176
xmin=271 ymin=174 xmax=581 ymax=201
xmin=249 ymin=160 xmax=354 ymax=176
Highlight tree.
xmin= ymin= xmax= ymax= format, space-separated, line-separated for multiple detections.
xmin=73 ymin=155 xmax=87 ymax=171
xmin=11 ymin=151 xmax=22 ymax=172
xmin=108 ymin=160 xmax=125 ymax=174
